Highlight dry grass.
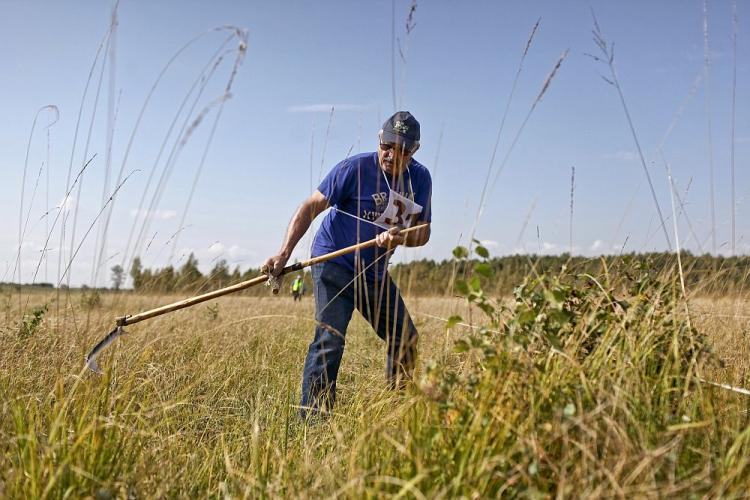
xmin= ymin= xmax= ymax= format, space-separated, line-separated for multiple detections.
xmin=0 ymin=288 xmax=472 ymax=497
xmin=2 ymin=277 xmax=750 ymax=497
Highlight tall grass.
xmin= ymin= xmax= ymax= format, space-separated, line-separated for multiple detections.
xmin=588 ymin=10 xmax=672 ymax=252
xmin=703 ymin=0 xmax=717 ymax=254
xmin=730 ymin=1 xmax=738 ymax=255
xmin=2 ymin=252 xmax=750 ymax=496
xmin=6 ymin=5 xmax=749 ymax=498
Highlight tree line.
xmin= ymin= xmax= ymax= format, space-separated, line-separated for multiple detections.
xmin=121 ymin=251 xmax=750 ymax=297
xmin=125 ymin=254 xmax=280 ymax=296
xmin=392 ymin=251 xmax=750 ymax=296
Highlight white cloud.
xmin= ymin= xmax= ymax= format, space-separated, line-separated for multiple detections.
xmin=176 ymin=247 xmax=194 ymax=258
xmin=171 ymin=244 xmax=258 ymax=272
xmin=590 ymin=239 xmax=604 ymax=252
xmin=286 ymin=104 xmax=369 ymax=113
xmin=207 ymin=242 xmax=225 ymax=255
xmin=542 ymin=241 xmax=557 ymax=251
xmin=480 ymin=240 xmax=498 ymax=248
xmin=206 ymin=242 xmax=256 ymax=259
xmin=227 ymin=244 xmax=257 ymax=258
xmin=58 ymin=195 xmax=75 ymax=212
xmin=129 ymin=209 xmax=178 ymax=220
xmin=603 ymin=150 xmax=638 ymax=162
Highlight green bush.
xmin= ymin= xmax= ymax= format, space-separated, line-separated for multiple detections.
xmin=19 ymin=304 xmax=48 ymax=339
xmin=411 ymin=246 xmax=728 ymax=496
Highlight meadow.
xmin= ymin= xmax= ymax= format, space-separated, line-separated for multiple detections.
xmin=2 ymin=255 xmax=750 ymax=498
xmin=3 ymin=0 xmax=747 ymax=497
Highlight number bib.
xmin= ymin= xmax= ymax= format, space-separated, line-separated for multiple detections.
xmin=373 ymin=190 xmax=423 ymax=230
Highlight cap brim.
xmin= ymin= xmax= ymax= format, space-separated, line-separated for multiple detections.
xmin=381 ymin=130 xmax=417 ymax=150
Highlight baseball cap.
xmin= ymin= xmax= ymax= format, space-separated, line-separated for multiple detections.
xmin=381 ymin=111 xmax=420 ymax=150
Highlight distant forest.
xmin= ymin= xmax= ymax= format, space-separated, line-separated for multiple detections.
xmin=6 ymin=251 xmax=744 ymax=297
xmin=389 ymin=252 xmax=750 ymax=296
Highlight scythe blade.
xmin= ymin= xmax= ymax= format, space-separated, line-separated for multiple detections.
xmin=85 ymin=325 xmax=125 ymax=374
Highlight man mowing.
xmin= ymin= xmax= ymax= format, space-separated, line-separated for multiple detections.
xmin=263 ymin=111 xmax=432 ymax=417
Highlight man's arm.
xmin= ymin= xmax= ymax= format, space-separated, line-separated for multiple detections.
xmin=375 ymin=223 xmax=431 ymax=248
xmin=404 ymin=223 xmax=430 ymax=247
xmin=263 ymin=190 xmax=329 ymax=276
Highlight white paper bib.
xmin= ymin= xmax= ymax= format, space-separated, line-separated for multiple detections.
xmin=373 ymin=189 xmax=423 ymax=230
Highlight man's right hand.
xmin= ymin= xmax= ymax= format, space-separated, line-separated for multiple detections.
xmin=262 ymin=253 xmax=289 ymax=277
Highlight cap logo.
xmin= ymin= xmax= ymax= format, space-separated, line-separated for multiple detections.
xmin=393 ymin=121 xmax=409 ymax=134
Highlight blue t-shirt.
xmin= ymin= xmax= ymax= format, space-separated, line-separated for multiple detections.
xmin=312 ymin=152 xmax=432 ymax=280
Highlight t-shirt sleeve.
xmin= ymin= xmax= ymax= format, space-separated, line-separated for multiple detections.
xmin=317 ymin=159 xmax=354 ymax=206
xmin=415 ymin=168 xmax=432 ymax=223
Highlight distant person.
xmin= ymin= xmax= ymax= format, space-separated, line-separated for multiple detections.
xmin=291 ymin=275 xmax=304 ymax=301
xmin=263 ymin=111 xmax=432 ymax=417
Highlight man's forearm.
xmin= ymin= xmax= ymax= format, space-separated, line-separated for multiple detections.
xmin=404 ymin=224 xmax=430 ymax=247
xmin=278 ymin=202 xmax=318 ymax=258
xmin=265 ymin=191 xmax=329 ymax=275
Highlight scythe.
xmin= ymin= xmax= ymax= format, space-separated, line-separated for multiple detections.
xmin=85 ymin=223 xmax=428 ymax=373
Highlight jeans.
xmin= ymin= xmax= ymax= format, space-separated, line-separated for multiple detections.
xmin=300 ymin=261 xmax=418 ymax=416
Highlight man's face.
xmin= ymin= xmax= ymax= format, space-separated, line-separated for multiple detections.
xmin=378 ymin=135 xmax=419 ymax=176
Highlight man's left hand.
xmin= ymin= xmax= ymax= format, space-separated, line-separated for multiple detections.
xmin=375 ymin=227 xmax=405 ymax=248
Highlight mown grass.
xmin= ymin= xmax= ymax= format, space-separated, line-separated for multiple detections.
xmin=1 ymin=258 xmax=750 ymax=497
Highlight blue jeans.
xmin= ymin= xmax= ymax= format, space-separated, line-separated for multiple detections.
xmin=300 ymin=261 xmax=418 ymax=416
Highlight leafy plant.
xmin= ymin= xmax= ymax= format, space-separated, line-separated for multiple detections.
xmin=417 ymin=245 xmax=720 ymax=495
xmin=19 ymin=304 xmax=48 ymax=339
xmin=206 ymin=303 xmax=219 ymax=321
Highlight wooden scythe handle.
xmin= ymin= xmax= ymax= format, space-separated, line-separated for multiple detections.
xmin=116 ymin=223 xmax=429 ymax=327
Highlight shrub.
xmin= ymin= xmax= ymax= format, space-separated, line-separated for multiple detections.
xmin=19 ymin=304 xmax=48 ymax=339
xmin=415 ymin=246 xmax=720 ymax=496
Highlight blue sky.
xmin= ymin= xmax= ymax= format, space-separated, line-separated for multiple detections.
xmin=1 ymin=0 xmax=748 ymax=287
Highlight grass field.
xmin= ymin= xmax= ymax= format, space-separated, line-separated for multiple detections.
xmin=3 ymin=2 xmax=747 ymax=497
xmin=2 ymin=265 xmax=750 ymax=497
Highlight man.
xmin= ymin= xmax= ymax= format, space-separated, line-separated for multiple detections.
xmin=264 ymin=111 xmax=432 ymax=416
xmin=291 ymin=274 xmax=304 ymax=301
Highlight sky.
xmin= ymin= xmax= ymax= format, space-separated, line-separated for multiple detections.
xmin=1 ymin=0 xmax=748 ymax=288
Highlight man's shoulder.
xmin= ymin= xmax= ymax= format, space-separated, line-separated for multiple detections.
xmin=409 ymin=159 xmax=432 ymax=183
xmin=342 ymin=151 xmax=378 ymax=167
xmin=329 ymin=152 xmax=377 ymax=175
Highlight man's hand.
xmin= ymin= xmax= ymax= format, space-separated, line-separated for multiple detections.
xmin=262 ymin=253 xmax=289 ymax=277
xmin=375 ymin=227 xmax=405 ymax=248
